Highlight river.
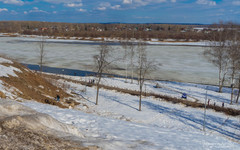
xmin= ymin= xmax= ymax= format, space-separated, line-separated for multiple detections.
xmin=0 ymin=36 xmax=218 ymax=85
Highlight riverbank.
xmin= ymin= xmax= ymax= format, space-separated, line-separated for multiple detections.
xmin=0 ymin=33 xmax=209 ymax=47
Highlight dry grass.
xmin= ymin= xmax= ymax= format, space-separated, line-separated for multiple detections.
xmin=0 ymin=91 xmax=6 ymax=98
xmin=45 ymin=74 xmax=240 ymax=116
xmin=0 ymin=60 xmax=72 ymax=108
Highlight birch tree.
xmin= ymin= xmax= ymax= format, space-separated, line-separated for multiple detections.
xmin=136 ymin=41 xmax=157 ymax=111
xmin=120 ymin=40 xmax=136 ymax=83
xmin=38 ymin=36 xmax=46 ymax=73
xmin=93 ymin=42 xmax=114 ymax=105
xmin=203 ymin=25 xmax=230 ymax=93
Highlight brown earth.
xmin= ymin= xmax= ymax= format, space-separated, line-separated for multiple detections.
xmin=0 ymin=125 xmax=91 ymax=150
xmin=0 ymin=91 xmax=6 ymax=98
xmin=0 ymin=59 xmax=73 ymax=108
xmin=0 ymin=109 xmax=98 ymax=150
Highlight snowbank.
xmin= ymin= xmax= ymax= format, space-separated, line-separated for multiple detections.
xmin=0 ymin=57 xmax=21 ymax=77
xmin=0 ymin=99 xmax=83 ymax=138
xmin=23 ymin=100 xmax=240 ymax=150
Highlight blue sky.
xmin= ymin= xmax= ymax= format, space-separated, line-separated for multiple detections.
xmin=0 ymin=0 xmax=239 ymax=24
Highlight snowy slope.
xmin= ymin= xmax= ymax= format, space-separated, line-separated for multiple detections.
xmin=20 ymin=73 xmax=238 ymax=149
xmin=23 ymin=101 xmax=240 ymax=150
xmin=61 ymin=75 xmax=240 ymax=110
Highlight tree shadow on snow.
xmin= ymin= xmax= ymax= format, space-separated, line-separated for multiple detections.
xmin=141 ymin=101 xmax=240 ymax=141
xmin=100 ymin=93 xmax=138 ymax=111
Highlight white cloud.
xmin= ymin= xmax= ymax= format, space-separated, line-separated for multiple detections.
xmin=0 ymin=8 xmax=8 ymax=12
xmin=232 ymin=1 xmax=240 ymax=5
xmin=111 ymin=5 xmax=121 ymax=10
xmin=97 ymin=2 xmax=121 ymax=11
xmin=29 ymin=7 xmax=48 ymax=14
xmin=43 ymin=0 xmax=82 ymax=4
xmin=171 ymin=0 xmax=176 ymax=3
xmin=53 ymin=11 xmax=57 ymax=14
xmin=65 ymin=3 xmax=83 ymax=7
xmin=78 ymin=8 xmax=86 ymax=12
xmin=10 ymin=10 xmax=18 ymax=15
xmin=0 ymin=0 xmax=24 ymax=5
xmin=24 ymin=11 xmax=27 ymax=14
xmin=196 ymin=0 xmax=216 ymax=6
xmin=122 ymin=0 xmax=166 ymax=7
xmin=123 ymin=0 xmax=132 ymax=4
xmin=97 ymin=7 xmax=107 ymax=11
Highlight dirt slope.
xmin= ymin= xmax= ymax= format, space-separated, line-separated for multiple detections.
xmin=0 ymin=56 xmax=72 ymax=108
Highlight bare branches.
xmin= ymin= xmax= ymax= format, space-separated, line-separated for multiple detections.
xmin=120 ymin=39 xmax=137 ymax=83
xmin=136 ymin=41 xmax=158 ymax=111
xmin=38 ymin=36 xmax=46 ymax=73
xmin=93 ymin=42 xmax=116 ymax=105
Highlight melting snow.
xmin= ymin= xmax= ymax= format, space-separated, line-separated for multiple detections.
xmin=0 ymin=65 xmax=21 ymax=77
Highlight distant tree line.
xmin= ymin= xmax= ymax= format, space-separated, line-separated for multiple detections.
xmin=1 ymin=21 xmax=237 ymax=41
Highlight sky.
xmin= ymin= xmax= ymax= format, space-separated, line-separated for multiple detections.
xmin=0 ymin=0 xmax=239 ymax=24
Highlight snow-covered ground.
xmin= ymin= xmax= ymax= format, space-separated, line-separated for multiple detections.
xmin=0 ymin=56 xmax=239 ymax=149
xmin=22 ymin=100 xmax=240 ymax=150
xmin=61 ymin=75 xmax=240 ymax=110
xmin=21 ymin=74 xmax=240 ymax=149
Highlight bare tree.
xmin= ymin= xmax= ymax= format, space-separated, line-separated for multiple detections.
xmin=229 ymin=32 xmax=240 ymax=104
xmin=227 ymin=31 xmax=240 ymax=104
xmin=136 ymin=41 xmax=157 ymax=111
xmin=129 ymin=41 xmax=136 ymax=84
xmin=93 ymin=42 xmax=115 ymax=105
xmin=38 ymin=36 xmax=46 ymax=73
xmin=120 ymin=40 xmax=129 ymax=82
xmin=203 ymin=25 xmax=230 ymax=93
xmin=120 ymin=40 xmax=136 ymax=83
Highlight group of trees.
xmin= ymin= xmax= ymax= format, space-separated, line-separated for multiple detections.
xmin=35 ymin=32 xmax=156 ymax=110
xmin=93 ymin=40 xmax=156 ymax=111
xmin=0 ymin=21 xmax=212 ymax=41
xmin=204 ymin=22 xmax=240 ymax=104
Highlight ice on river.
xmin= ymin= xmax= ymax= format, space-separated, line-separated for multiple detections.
xmin=0 ymin=36 xmax=218 ymax=84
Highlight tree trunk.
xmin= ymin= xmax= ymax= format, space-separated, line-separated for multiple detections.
xmin=139 ymin=86 xmax=142 ymax=111
xmin=96 ymin=84 xmax=100 ymax=105
xmin=230 ymin=71 xmax=235 ymax=104
xmin=219 ymin=70 xmax=223 ymax=93
xmin=236 ymin=77 xmax=240 ymax=104
xmin=231 ymin=87 xmax=234 ymax=104
xmin=95 ymin=78 xmax=101 ymax=105
xmin=125 ymin=61 xmax=128 ymax=82
xmin=131 ymin=64 xmax=133 ymax=84
xmin=138 ymin=90 xmax=142 ymax=111
xmin=236 ymin=88 xmax=240 ymax=104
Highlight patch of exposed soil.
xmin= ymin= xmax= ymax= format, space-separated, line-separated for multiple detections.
xmin=0 ymin=99 xmax=100 ymax=150
xmin=0 ymin=60 xmax=72 ymax=108
xmin=0 ymin=126 xmax=89 ymax=150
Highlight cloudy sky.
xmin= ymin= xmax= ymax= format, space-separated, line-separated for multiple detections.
xmin=0 ymin=0 xmax=239 ymax=24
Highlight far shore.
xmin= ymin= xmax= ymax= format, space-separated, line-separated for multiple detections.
xmin=0 ymin=32 xmax=209 ymax=47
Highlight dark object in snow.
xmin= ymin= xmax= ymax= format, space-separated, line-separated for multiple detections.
xmin=56 ymin=95 xmax=60 ymax=102
xmin=208 ymin=99 xmax=211 ymax=106
xmin=222 ymin=102 xmax=224 ymax=107
xmin=181 ymin=93 xmax=187 ymax=99
xmin=45 ymin=99 xmax=50 ymax=104
xmin=154 ymin=83 xmax=160 ymax=88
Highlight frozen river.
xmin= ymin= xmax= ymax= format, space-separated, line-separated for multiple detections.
xmin=0 ymin=36 xmax=219 ymax=85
